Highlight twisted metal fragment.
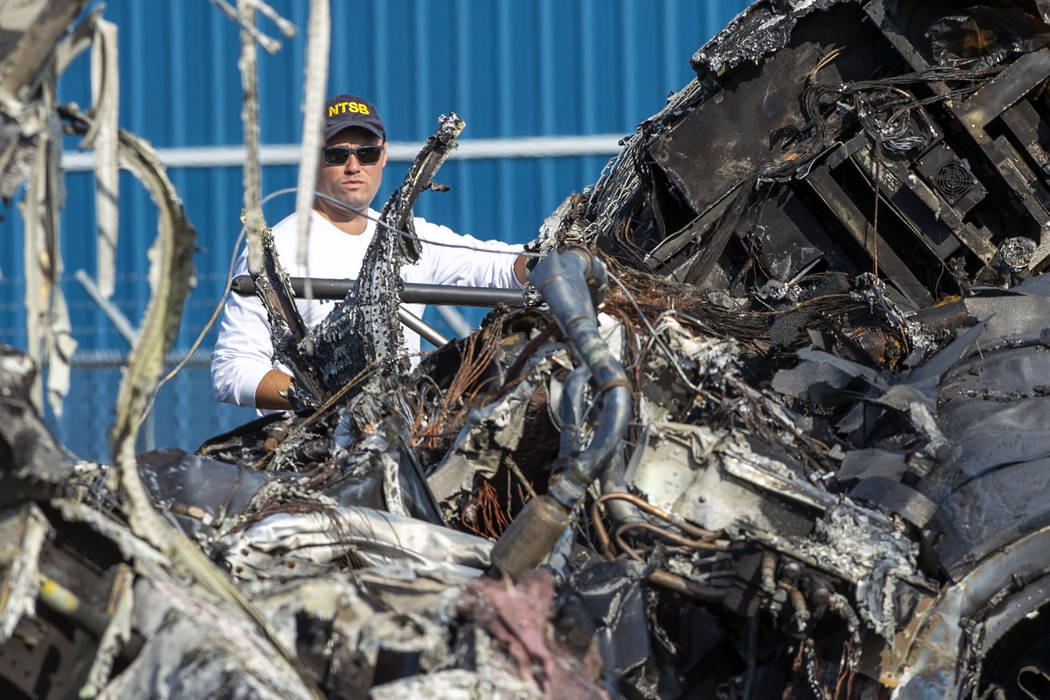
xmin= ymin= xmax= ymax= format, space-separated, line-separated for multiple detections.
xmin=235 ymin=0 xmax=324 ymax=408
xmin=293 ymin=0 xmax=330 ymax=301
xmin=21 ymin=67 xmax=76 ymax=417
xmin=54 ymin=6 xmax=120 ymax=299
xmin=299 ymin=114 xmax=466 ymax=408
xmin=62 ymin=105 xmax=321 ymax=699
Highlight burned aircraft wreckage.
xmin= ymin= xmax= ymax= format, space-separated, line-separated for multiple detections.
xmin=6 ymin=0 xmax=1050 ymax=697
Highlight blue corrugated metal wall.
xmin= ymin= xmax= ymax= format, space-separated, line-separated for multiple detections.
xmin=0 ymin=0 xmax=751 ymax=461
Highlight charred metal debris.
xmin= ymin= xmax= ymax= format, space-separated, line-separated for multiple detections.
xmin=8 ymin=0 xmax=1050 ymax=698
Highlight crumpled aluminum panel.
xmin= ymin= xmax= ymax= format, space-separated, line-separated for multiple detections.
xmin=218 ymin=506 xmax=493 ymax=582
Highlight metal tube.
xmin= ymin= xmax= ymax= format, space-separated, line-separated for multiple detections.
xmin=232 ymin=275 xmax=455 ymax=346
xmin=75 ymin=269 xmax=138 ymax=344
xmin=614 ymin=521 xmax=725 ymax=551
xmin=558 ymin=364 xmax=590 ymax=454
xmin=531 ymin=250 xmax=631 ymax=510
xmin=231 ymin=274 xmax=525 ymax=307
xmin=396 ymin=307 xmax=449 ymax=347
xmin=75 ymin=270 xmax=156 ymax=452
xmin=590 ymin=492 xmax=723 ymax=561
xmin=37 ymin=574 xmax=145 ymax=659
xmin=490 ymin=250 xmax=632 ymax=576
xmin=600 ymin=452 xmax=640 ymax=524
xmin=647 ymin=569 xmax=727 ymax=604
xmin=549 ymin=386 xmax=630 ymax=508
xmin=38 ymin=575 xmax=110 ymax=638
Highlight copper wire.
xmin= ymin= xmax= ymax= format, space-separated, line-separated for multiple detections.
xmin=414 ymin=327 xmax=502 ymax=450
xmin=614 ymin=520 xmax=727 ymax=552
xmin=591 ymin=491 xmax=724 ymax=561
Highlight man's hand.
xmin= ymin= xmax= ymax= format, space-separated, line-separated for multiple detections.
xmin=255 ymin=369 xmax=294 ymax=410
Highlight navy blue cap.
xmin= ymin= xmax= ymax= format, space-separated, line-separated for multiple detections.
xmin=324 ymin=94 xmax=385 ymax=141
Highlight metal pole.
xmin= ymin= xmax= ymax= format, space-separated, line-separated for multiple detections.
xmin=75 ymin=270 xmax=138 ymax=343
xmin=74 ymin=270 xmax=156 ymax=452
xmin=231 ymin=275 xmax=525 ymax=307
xmin=397 ymin=307 xmax=450 ymax=347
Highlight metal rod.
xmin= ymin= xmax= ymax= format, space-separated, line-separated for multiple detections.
xmin=231 ymin=274 xmax=525 ymax=307
xmin=38 ymin=575 xmax=111 ymax=638
xmin=397 ymin=307 xmax=450 ymax=347
xmin=38 ymin=574 xmax=145 ymax=660
xmin=60 ymin=134 xmax=626 ymax=171
xmin=75 ymin=270 xmax=156 ymax=452
xmin=75 ymin=269 xmax=137 ymax=344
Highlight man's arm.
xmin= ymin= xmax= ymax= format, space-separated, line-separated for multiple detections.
xmin=415 ymin=221 xmax=527 ymax=290
xmin=212 ymin=251 xmax=286 ymax=410
xmin=255 ymin=369 xmax=294 ymax=410
xmin=514 ymin=254 xmax=528 ymax=285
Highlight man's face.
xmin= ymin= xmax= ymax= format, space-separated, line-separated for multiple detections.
xmin=315 ymin=126 xmax=387 ymax=220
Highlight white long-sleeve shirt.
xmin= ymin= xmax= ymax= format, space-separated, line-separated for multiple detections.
xmin=211 ymin=209 xmax=523 ymax=411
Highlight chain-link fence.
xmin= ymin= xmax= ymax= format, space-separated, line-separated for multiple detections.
xmin=49 ymin=349 xmax=256 ymax=462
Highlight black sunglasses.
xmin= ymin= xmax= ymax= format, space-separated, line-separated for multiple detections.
xmin=321 ymin=144 xmax=384 ymax=166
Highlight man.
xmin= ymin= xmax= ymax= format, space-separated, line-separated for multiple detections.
xmin=211 ymin=94 xmax=528 ymax=413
